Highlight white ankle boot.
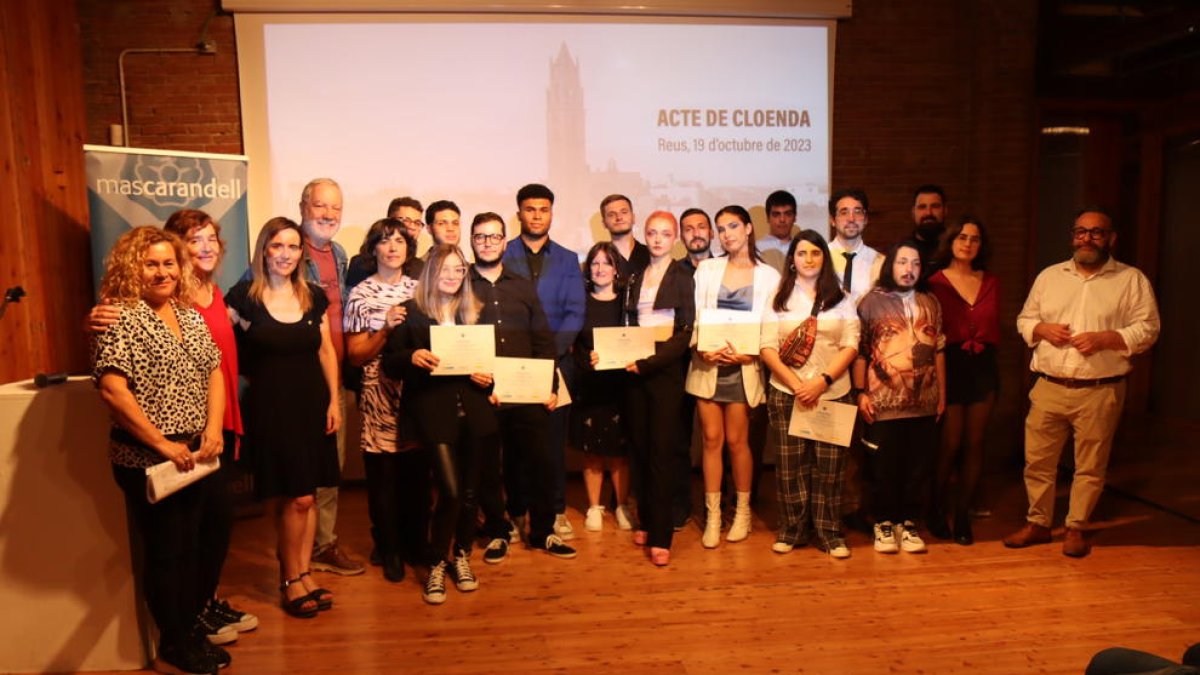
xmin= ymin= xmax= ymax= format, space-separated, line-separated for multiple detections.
xmin=702 ymin=492 xmax=722 ymax=548
xmin=726 ymin=491 xmax=752 ymax=542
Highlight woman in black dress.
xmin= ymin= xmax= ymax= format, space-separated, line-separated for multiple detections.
xmin=382 ymin=244 xmax=499 ymax=605
xmin=226 ymin=217 xmax=341 ymax=619
xmin=572 ymin=242 xmax=634 ymax=532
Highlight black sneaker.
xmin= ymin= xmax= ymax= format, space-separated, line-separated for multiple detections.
xmin=539 ymin=534 xmax=578 ymax=559
xmin=195 ymin=608 xmax=237 ymax=646
xmin=451 ymin=551 xmax=478 ymax=592
xmin=155 ymin=638 xmax=217 ymax=675
xmin=482 ymin=538 xmax=508 ymax=564
xmin=206 ymin=598 xmax=258 ymax=633
xmin=200 ymin=639 xmax=231 ymax=670
xmin=423 ymin=561 xmax=448 ymax=605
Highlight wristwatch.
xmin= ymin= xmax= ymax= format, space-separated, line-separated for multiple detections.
xmin=820 ymin=372 xmax=833 ymax=386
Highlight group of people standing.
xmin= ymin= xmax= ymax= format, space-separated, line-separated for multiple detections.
xmin=89 ymin=175 xmax=1159 ymax=675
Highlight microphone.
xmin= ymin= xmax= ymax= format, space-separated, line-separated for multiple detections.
xmin=34 ymin=372 xmax=69 ymax=388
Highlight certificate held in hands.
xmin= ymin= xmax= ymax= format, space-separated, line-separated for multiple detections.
xmin=592 ymin=326 xmax=656 ymax=370
xmin=788 ymin=398 xmax=858 ymax=447
xmin=430 ymin=324 xmax=496 ymax=375
xmin=493 ymin=357 xmax=554 ymax=404
xmin=698 ymin=308 xmax=760 ymax=355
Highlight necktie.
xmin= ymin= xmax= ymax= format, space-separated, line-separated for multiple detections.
xmin=841 ymin=251 xmax=856 ymax=291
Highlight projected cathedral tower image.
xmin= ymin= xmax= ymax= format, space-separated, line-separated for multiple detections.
xmin=546 ymin=44 xmax=592 ymax=251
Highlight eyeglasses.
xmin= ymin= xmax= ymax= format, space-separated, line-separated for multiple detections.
xmin=471 ymin=233 xmax=505 ymax=245
xmin=396 ymin=217 xmax=424 ymax=229
xmin=1070 ymin=227 xmax=1111 ymax=241
xmin=955 ymin=233 xmax=982 ymax=244
xmin=836 ymin=207 xmax=866 ymax=218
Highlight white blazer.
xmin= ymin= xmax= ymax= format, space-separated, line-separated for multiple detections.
xmin=685 ymin=257 xmax=782 ymax=406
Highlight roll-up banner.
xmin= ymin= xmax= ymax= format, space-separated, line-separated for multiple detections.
xmin=84 ymin=145 xmax=250 ymax=295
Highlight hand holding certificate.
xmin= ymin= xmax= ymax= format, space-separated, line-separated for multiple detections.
xmin=145 ymin=454 xmax=220 ymax=504
xmin=593 ymin=326 xmax=656 ymax=370
xmin=788 ymin=398 xmax=858 ymax=447
xmin=697 ymin=308 xmax=760 ymax=356
xmin=429 ymin=324 xmax=496 ymax=375
xmin=493 ymin=357 xmax=554 ymax=404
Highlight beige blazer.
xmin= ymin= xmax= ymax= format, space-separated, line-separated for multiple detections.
xmin=685 ymin=257 xmax=781 ymax=406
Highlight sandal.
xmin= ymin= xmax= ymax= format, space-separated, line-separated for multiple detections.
xmin=299 ymin=571 xmax=333 ymax=611
xmin=279 ymin=577 xmax=318 ymax=618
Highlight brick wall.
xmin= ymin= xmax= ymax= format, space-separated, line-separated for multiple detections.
xmin=78 ymin=0 xmax=1039 ymax=449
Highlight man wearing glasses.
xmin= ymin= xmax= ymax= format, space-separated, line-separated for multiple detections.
xmin=347 ymin=196 xmax=426 ymax=289
xmin=469 ymin=212 xmax=577 ymax=561
xmin=827 ymin=188 xmax=884 ymax=303
xmin=1004 ymin=207 xmax=1160 ymax=557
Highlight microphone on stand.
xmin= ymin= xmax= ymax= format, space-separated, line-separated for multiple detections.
xmin=35 ymin=373 xmax=70 ymax=388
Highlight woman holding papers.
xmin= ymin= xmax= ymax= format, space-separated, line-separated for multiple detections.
xmin=759 ymin=230 xmax=860 ymax=559
xmin=622 ymin=212 xmax=695 ymax=566
xmin=92 ymin=226 xmax=226 ymax=674
xmin=572 ymin=242 xmax=634 ymax=532
xmin=226 ymin=217 xmax=341 ymax=620
xmin=687 ymin=205 xmax=781 ymax=548
xmin=343 ymin=218 xmax=421 ymax=582
xmin=381 ymin=244 xmax=499 ymax=603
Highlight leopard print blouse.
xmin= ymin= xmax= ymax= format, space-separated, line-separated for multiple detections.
xmin=91 ymin=300 xmax=222 ymax=468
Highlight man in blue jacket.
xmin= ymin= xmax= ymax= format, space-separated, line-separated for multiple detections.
xmin=502 ymin=184 xmax=586 ymax=540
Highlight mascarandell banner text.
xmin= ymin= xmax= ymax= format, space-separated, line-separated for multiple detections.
xmin=84 ymin=145 xmax=250 ymax=295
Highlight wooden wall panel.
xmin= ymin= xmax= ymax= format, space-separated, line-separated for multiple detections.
xmin=0 ymin=0 xmax=92 ymax=383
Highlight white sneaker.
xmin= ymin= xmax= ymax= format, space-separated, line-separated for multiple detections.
xmin=585 ymin=506 xmax=605 ymax=532
xmin=771 ymin=540 xmax=794 ymax=554
xmin=614 ymin=505 xmax=634 ymax=531
xmin=554 ymin=513 xmax=576 ymax=540
xmin=899 ymin=521 xmax=927 ymax=553
xmin=828 ymin=543 xmax=851 ymax=559
xmin=873 ymin=521 xmax=899 ymax=554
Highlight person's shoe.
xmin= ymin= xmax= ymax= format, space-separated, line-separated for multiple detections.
xmin=539 ymin=534 xmax=578 ymax=559
xmin=828 ymin=542 xmax=851 ymax=559
xmin=873 ymin=521 xmax=899 ymax=554
xmin=702 ymin=492 xmax=722 ymax=549
xmin=926 ymin=510 xmax=953 ymax=541
xmin=553 ymin=513 xmax=576 ymax=540
xmin=649 ymin=547 xmax=670 ymax=566
xmin=771 ymin=540 xmax=794 ymax=554
xmin=614 ymin=505 xmax=634 ymax=531
xmin=196 ymin=608 xmax=238 ymax=645
xmin=155 ymin=638 xmax=217 ymax=675
xmin=1003 ymin=522 xmax=1052 ymax=549
xmin=585 ymin=506 xmax=605 ymax=532
xmin=199 ymin=637 xmax=231 ymax=670
xmin=369 ymin=547 xmax=382 ymax=566
xmin=482 ymin=538 xmax=509 ymax=564
xmin=451 ymin=551 xmax=479 ymax=591
xmin=383 ymin=553 xmax=406 ymax=583
xmin=278 ymin=577 xmax=318 ymax=619
xmin=632 ymin=530 xmax=648 ymax=546
xmin=423 ymin=561 xmax=448 ymax=605
xmin=510 ymin=515 xmax=527 ymax=543
xmin=1062 ymin=527 xmax=1092 ymax=558
xmin=311 ymin=543 xmax=365 ymax=576
xmin=899 ymin=521 xmax=927 ymax=553
xmin=726 ymin=491 xmax=752 ymax=542
xmin=953 ymin=511 xmax=974 ymax=546
xmin=205 ymin=598 xmax=258 ymax=633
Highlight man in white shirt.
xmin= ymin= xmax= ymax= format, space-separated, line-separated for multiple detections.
xmin=826 ymin=188 xmax=883 ymax=303
xmin=1004 ymin=207 xmax=1160 ymax=558
xmin=758 ymin=190 xmax=798 ymax=273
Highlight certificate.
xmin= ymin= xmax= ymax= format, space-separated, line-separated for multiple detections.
xmin=555 ymin=367 xmax=572 ymax=407
xmin=429 ymin=324 xmax=495 ymax=375
xmin=493 ymin=357 xmax=554 ymax=404
xmin=592 ymin=326 xmax=657 ymax=370
xmin=697 ymin=308 xmax=760 ymax=355
xmin=788 ymin=399 xmax=858 ymax=447
xmin=145 ymin=455 xmax=220 ymax=504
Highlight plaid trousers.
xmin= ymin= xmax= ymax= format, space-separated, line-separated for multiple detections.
xmin=767 ymin=387 xmax=847 ymax=548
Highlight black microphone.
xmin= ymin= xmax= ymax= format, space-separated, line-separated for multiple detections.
xmin=34 ymin=372 xmax=69 ymax=388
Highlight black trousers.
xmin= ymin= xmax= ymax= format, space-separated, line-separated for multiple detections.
xmin=427 ymin=418 xmax=497 ymax=563
xmin=625 ymin=367 xmax=685 ymax=549
xmin=363 ymin=449 xmax=431 ymax=563
xmin=113 ymin=462 xmax=209 ymax=647
xmin=864 ymin=416 xmax=937 ymax=524
xmin=491 ymin=404 xmax=554 ymax=544
xmin=195 ymin=432 xmax=237 ymax=604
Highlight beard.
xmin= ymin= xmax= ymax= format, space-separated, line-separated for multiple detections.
xmin=686 ymin=238 xmax=710 ymax=254
xmin=916 ymin=221 xmax=944 ymax=241
xmin=1073 ymin=243 xmax=1111 ymax=266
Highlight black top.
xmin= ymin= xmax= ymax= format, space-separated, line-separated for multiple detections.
xmin=522 ymin=239 xmax=549 ymax=281
xmin=623 ymin=260 xmax=696 ymax=376
xmin=615 ymin=240 xmax=651 ymax=280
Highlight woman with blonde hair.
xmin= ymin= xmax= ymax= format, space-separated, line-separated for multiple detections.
xmin=92 ymin=226 xmax=227 ymax=673
xmin=225 ymin=217 xmax=341 ymax=619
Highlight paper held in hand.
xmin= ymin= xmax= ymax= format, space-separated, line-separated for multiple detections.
xmin=788 ymin=398 xmax=858 ymax=447
xmin=429 ymin=324 xmax=496 ymax=375
xmin=592 ymin=326 xmax=657 ymax=370
xmin=493 ymin=357 xmax=555 ymax=404
xmin=145 ymin=454 xmax=220 ymax=504
xmin=697 ymin=308 xmax=760 ymax=355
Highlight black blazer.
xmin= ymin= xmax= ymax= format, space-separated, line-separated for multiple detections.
xmin=623 ymin=260 xmax=695 ymax=377
xmin=380 ymin=300 xmax=498 ymax=444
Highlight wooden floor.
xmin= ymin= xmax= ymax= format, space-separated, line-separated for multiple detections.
xmin=90 ymin=451 xmax=1200 ymax=675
